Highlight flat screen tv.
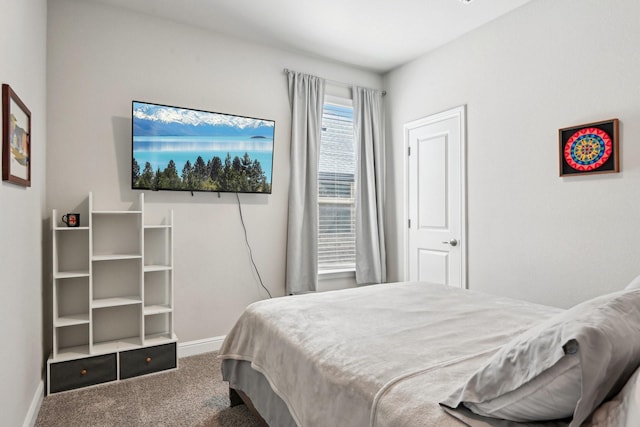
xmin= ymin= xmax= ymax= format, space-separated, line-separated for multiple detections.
xmin=132 ymin=100 xmax=274 ymax=194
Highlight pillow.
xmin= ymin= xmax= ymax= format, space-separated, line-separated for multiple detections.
xmin=441 ymin=289 xmax=640 ymax=427
xmin=624 ymin=274 xmax=640 ymax=290
xmin=586 ymin=364 xmax=640 ymax=426
xmin=463 ymin=351 xmax=581 ymax=421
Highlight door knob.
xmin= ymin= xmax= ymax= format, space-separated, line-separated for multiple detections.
xmin=442 ymin=239 xmax=458 ymax=247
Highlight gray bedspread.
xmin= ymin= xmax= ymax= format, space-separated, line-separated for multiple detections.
xmin=218 ymin=282 xmax=562 ymax=427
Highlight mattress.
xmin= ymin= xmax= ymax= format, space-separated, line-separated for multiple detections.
xmin=218 ymin=282 xmax=563 ymax=426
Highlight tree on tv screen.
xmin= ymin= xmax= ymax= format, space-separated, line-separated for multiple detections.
xmin=132 ymin=152 xmax=271 ymax=193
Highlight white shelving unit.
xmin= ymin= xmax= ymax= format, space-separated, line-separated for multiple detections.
xmin=47 ymin=192 xmax=177 ymax=394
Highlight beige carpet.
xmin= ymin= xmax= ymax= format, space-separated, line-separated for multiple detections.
xmin=35 ymin=352 xmax=262 ymax=427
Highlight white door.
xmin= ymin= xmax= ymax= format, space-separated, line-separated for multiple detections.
xmin=405 ymin=106 xmax=466 ymax=288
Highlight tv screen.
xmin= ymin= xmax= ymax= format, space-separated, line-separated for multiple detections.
xmin=132 ymin=100 xmax=274 ymax=194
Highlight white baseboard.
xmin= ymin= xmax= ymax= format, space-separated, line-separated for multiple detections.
xmin=24 ymin=380 xmax=44 ymax=427
xmin=177 ymin=335 xmax=226 ymax=358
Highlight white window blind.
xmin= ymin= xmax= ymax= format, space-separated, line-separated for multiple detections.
xmin=318 ymin=99 xmax=356 ymax=273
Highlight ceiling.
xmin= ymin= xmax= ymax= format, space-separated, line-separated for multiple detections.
xmin=92 ymin=0 xmax=533 ymax=73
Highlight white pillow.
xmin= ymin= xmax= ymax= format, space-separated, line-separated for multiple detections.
xmin=441 ymin=289 xmax=640 ymax=427
xmin=624 ymin=274 xmax=640 ymax=290
xmin=464 ymin=352 xmax=581 ymax=421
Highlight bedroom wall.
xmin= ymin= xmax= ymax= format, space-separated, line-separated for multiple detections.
xmin=46 ymin=0 xmax=382 ymax=347
xmin=0 ymin=0 xmax=47 ymax=424
xmin=384 ymin=0 xmax=640 ymax=308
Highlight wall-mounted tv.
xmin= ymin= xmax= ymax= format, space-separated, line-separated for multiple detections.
xmin=132 ymin=100 xmax=274 ymax=194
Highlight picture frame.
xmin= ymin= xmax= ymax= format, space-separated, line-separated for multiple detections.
xmin=2 ymin=84 xmax=31 ymax=187
xmin=559 ymin=119 xmax=619 ymax=177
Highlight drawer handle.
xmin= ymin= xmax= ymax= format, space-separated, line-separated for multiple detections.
xmin=146 ymin=357 xmax=152 ymax=364
xmin=80 ymin=369 xmax=87 ymax=376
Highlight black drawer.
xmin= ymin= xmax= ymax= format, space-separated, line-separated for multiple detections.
xmin=119 ymin=343 xmax=177 ymax=379
xmin=49 ymin=353 xmax=117 ymax=393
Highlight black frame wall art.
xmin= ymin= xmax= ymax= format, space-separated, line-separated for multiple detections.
xmin=559 ymin=119 xmax=619 ymax=177
xmin=2 ymin=84 xmax=31 ymax=187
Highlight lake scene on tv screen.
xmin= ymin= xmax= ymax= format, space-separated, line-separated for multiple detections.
xmin=132 ymin=101 xmax=274 ymax=193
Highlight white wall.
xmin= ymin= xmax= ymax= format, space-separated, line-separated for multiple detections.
xmin=385 ymin=0 xmax=640 ymax=308
xmin=0 ymin=0 xmax=47 ymax=423
xmin=46 ymin=0 xmax=382 ymax=344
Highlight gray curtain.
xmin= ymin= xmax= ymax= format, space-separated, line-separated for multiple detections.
xmin=353 ymin=87 xmax=386 ymax=285
xmin=285 ymin=71 xmax=325 ymax=294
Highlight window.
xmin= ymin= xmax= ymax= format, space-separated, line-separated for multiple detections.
xmin=318 ymin=97 xmax=356 ymax=273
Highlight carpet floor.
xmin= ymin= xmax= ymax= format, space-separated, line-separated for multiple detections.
xmin=35 ymin=352 xmax=262 ymax=427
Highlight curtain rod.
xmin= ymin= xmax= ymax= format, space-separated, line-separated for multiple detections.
xmin=283 ymin=68 xmax=386 ymax=96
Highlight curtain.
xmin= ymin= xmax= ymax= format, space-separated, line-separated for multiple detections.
xmin=353 ymin=87 xmax=386 ymax=285
xmin=285 ymin=71 xmax=326 ymax=294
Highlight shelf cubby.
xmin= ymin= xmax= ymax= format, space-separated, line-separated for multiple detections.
xmin=92 ymin=212 xmax=141 ymax=258
xmin=144 ymin=312 xmax=173 ymax=345
xmin=52 ymin=219 xmax=89 ymax=276
xmin=55 ymin=324 xmax=90 ymax=360
xmin=92 ymin=257 xmax=141 ymax=302
xmin=92 ymin=304 xmax=142 ymax=347
xmin=55 ymin=276 xmax=89 ymax=326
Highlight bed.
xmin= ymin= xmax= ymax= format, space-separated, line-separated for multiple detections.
xmin=218 ymin=280 xmax=640 ymax=427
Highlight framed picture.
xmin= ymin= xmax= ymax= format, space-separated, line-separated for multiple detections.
xmin=2 ymin=84 xmax=31 ymax=187
xmin=559 ymin=119 xmax=619 ymax=177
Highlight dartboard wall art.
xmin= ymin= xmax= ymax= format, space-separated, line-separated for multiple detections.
xmin=559 ymin=119 xmax=619 ymax=176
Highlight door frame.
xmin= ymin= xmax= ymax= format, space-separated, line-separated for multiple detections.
xmin=403 ymin=105 xmax=468 ymax=287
